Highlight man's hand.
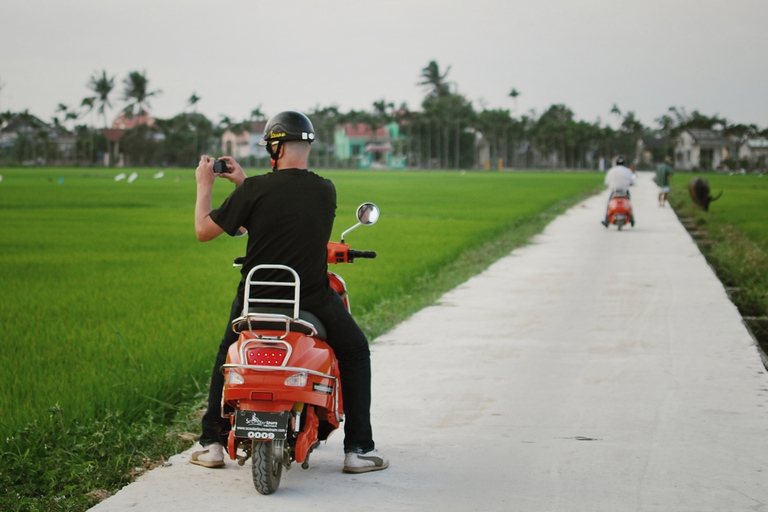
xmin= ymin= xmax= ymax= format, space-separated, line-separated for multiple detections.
xmin=216 ymin=156 xmax=247 ymax=186
xmin=195 ymin=155 xmax=216 ymax=188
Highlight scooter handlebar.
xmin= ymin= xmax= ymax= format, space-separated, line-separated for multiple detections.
xmin=234 ymin=246 xmax=377 ymax=267
xmin=348 ymin=249 xmax=377 ymax=261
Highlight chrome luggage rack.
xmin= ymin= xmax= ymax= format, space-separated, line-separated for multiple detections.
xmin=232 ymin=264 xmax=319 ymax=340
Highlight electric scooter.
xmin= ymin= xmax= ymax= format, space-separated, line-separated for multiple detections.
xmin=221 ymin=202 xmax=380 ymax=495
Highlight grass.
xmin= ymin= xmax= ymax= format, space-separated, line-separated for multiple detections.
xmin=669 ymin=172 xmax=768 ymax=351
xmin=0 ymin=167 xmax=604 ymax=511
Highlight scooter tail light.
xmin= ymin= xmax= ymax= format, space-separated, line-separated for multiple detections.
xmin=246 ymin=346 xmax=288 ymax=366
xmin=227 ymin=370 xmax=245 ymax=385
xmin=285 ymin=372 xmax=308 ymax=387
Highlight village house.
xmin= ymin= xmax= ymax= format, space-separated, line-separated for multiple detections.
xmin=1 ymin=112 xmax=75 ymax=164
xmin=334 ymin=122 xmax=405 ymax=169
xmin=103 ymin=112 xmax=157 ymax=166
xmin=674 ymin=129 xmax=731 ymax=171
xmin=635 ymin=135 xmax=671 ymax=168
xmin=221 ymin=121 xmax=268 ymax=162
xmin=736 ymin=137 xmax=768 ymax=169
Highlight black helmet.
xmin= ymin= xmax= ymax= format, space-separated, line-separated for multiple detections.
xmin=615 ymin=155 xmax=627 ymax=166
xmin=260 ymin=110 xmax=315 ymax=145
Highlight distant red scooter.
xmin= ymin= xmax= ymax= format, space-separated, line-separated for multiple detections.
xmin=221 ymin=203 xmax=379 ymax=495
xmin=605 ymin=191 xmax=633 ymax=230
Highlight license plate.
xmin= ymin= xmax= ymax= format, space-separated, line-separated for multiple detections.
xmin=233 ymin=410 xmax=289 ymax=440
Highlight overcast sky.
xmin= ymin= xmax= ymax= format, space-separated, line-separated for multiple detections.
xmin=2 ymin=0 xmax=767 ymax=130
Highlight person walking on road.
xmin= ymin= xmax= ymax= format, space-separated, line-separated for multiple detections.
xmin=656 ymin=156 xmax=674 ymax=207
xmin=190 ymin=110 xmax=388 ymax=474
xmin=602 ymin=155 xmax=636 ymax=227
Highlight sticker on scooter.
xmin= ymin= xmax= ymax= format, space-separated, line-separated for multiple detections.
xmin=234 ymin=411 xmax=289 ymax=441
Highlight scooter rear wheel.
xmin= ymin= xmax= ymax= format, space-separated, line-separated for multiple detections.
xmin=252 ymin=440 xmax=283 ymax=495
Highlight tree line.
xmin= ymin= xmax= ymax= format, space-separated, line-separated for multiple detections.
xmin=1 ymin=62 xmax=767 ymax=170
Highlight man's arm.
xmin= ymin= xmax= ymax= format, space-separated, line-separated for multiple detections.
xmin=195 ymin=190 xmax=224 ymax=241
xmin=194 ymin=155 xmax=248 ymax=241
xmin=194 ymin=155 xmax=224 ymax=241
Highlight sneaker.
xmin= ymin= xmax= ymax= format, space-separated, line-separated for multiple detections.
xmin=343 ymin=449 xmax=389 ymax=474
xmin=601 ymin=220 xmax=609 ymax=228
xmin=190 ymin=442 xmax=225 ymax=468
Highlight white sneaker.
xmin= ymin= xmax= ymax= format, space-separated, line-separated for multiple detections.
xmin=343 ymin=449 xmax=389 ymax=474
xmin=190 ymin=443 xmax=225 ymax=468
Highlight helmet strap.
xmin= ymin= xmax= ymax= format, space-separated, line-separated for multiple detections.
xmin=267 ymin=141 xmax=282 ymax=171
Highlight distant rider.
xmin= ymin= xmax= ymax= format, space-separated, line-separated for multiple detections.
xmin=601 ymin=155 xmax=636 ymax=227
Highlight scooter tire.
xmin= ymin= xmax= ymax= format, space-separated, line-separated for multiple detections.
xmin=252 ymin=440 xmax=283 ymax=495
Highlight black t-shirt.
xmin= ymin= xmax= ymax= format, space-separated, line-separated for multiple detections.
xmin=209 ymin=168 xmax=337 ymax=310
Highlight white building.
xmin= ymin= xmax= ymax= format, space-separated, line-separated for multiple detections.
xmin=675 ymin=129 xmax=730 ymax=170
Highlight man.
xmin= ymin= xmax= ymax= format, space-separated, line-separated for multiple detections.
xmin=656 ymin=156 xmax=674 ymax=206
xmin=601 ymin=155 xmax=636 ymax=227
xmin=191 ymin=110 xmax=388 ymax=474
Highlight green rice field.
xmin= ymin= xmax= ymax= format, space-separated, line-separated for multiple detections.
xmin=676 ymin=173 xmax=768 ymax=249
xmin=0 ymin=167 xmax=604 ymax=441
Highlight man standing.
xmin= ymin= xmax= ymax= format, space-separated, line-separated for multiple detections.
xmin=191 ymin=110 xmax=388 ymax=474
xmin=656 ymin=156 xmax=674 ymax=207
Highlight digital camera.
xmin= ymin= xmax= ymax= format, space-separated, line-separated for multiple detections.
xmin=213 ymin=159 xmax=230 ymax=174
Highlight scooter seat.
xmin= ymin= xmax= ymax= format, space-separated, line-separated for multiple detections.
xmin=232 ymin=307 xmax=327 ymax=340
xmin=612 ymin=188 xmax=630 ymax=198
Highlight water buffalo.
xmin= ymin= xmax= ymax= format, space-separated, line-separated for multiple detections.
xmin=688 ymin=177 xmax=723 ymax=211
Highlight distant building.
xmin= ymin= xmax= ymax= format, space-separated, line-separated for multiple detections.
xmin=103 ymin=112 xmax=157 ymax=167
xmin=675 ymin=129 xmax=731 ymax=170
xmin=635 ymin=135 xmax=671 ymax=168
xmin=334 ymin=122 xmax=404 ymax=169
xmin=736 ymin=138 xmax=768 ymax=169
xmin=221 ymin=122 xmax=268 ymax=161
xmin=0 ymin=112 xmax=74 ymax=164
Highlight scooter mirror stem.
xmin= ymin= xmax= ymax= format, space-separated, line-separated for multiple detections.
xmin=340 ymin=203 xmax=379 ymax=243
xmin=340 ymin=222 xmax=361 ymax=243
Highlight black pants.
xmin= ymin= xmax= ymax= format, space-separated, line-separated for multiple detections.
xmin=200 ymin=291 xmax=375 ymax=453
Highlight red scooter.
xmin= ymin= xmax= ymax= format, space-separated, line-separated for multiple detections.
xmin=606 ymin=191 xmax=633 ymax=230
xmin=221 ymin=203 xmax=379 ymax=495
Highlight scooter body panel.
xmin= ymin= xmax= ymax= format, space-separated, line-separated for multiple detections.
xmin=223 ymin=331 xmax=342 ymax=413
xmin=608 ymin=196 xmax=633 ymax=228
xmin=221 ymin=281 xmax=346 ymax=468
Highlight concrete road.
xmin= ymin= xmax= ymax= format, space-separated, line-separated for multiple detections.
xmin=90 ymin=173 xmax=768 ymax=512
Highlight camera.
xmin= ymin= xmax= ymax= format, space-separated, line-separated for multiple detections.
xmin=212 ymin=159 xmax=230 ymax=174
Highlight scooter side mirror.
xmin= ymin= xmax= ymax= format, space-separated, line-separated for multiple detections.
xmin=341 ymin=202 xmax=380 ymax=242
xmin=357 ymin=202 xmax=380 ymax=226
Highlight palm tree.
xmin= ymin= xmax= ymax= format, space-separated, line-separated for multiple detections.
xmin=80 ymin=96 xmax=96 ymax=118
xmin=250 ymin=106 xmax=266 ymax=122
xmin=121 ymin=70 xmax=161 ymax=118
xmin=87 ymin=70 xmax=115 ymax=129
xmin=418 ymin=60 xmax=451 ymax=99
xmin=509 ymin=88 xmax=520 ymax=113
xmin=187 ymin=92 xmax=201 ymax=112
xmin=80 ymin=96 xmax=97 ymax=163
xmin=55 ymin=103 xmax=78 ymax=129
